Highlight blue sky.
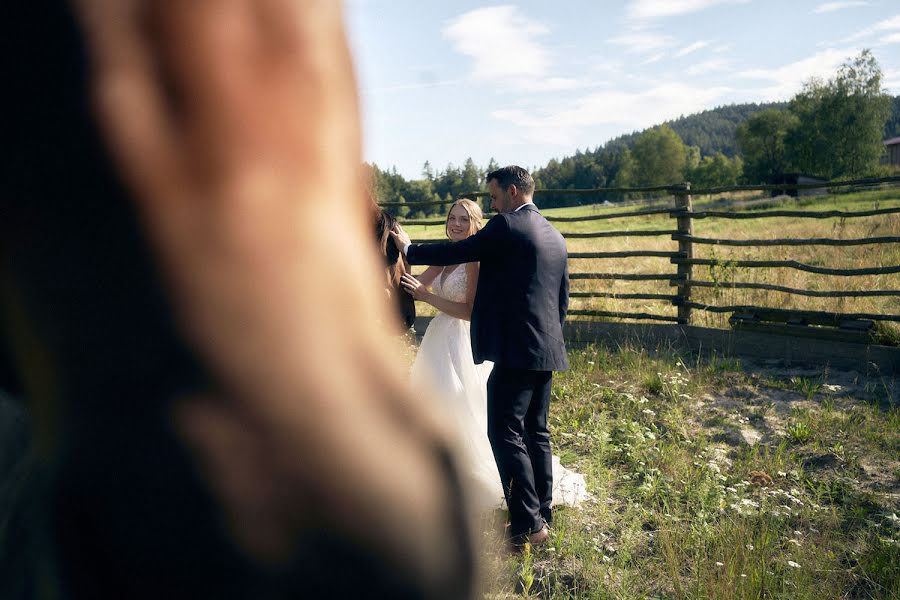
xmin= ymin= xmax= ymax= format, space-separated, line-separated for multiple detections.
xmin=344 ymin=1 xmax=900 ymax=179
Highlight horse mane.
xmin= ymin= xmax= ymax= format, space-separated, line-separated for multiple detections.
xmin=373 ymin=208 xmax=416 ymax=330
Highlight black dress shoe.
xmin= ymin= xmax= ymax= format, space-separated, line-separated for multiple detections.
xmin=508 ymin=525 xmax=550 ymax=553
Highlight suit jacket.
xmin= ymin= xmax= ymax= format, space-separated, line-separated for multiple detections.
xmin=408 ymin=204 xmax=569 ymax=371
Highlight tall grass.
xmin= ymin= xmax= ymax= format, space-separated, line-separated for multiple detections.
xmin=475 ymin=343 xmax=899 ymax=598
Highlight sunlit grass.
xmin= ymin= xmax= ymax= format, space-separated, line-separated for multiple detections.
xmin=475 ymin=343 xmax=900 ymax=598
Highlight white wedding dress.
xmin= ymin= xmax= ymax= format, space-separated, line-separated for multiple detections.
xmin=410 ymin=265 xmax=589 ymax=511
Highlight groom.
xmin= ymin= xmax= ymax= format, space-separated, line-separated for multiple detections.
xmin=393 ymin=165 xmax=569 ymax=547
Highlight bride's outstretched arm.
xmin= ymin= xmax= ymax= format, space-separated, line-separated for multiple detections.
xmin=401 ymin=264 xmax=477 ymax=321
xmin=414 ymin=265 xmax=442 ymax=289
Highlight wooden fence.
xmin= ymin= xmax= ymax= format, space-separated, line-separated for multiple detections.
xmin=381 ymin=175 xmax=900 ymax=339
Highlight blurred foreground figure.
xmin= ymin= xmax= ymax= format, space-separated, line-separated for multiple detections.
xmin=1 ymin=1 xmax=474 ymax=598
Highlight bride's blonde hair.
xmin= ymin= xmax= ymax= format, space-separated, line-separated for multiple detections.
xmin=445 ymin=198 xmax=484 ymax=239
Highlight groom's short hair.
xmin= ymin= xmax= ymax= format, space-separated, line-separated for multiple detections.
xmin=486 ymin=165 xmax=534 ymax=196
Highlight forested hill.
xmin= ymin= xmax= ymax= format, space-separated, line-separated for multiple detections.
xmin=372 ymin=96 xmax=900 ymax=216
xmin=570 ymin=96 xmax=898 ymax=161
xmin=531 ymin=97 xmax=899 ymax=200
xmin=532 ymin=101 xmax=789 ymax=197
xmin=605 ymin=101 xmax=787 ymax=158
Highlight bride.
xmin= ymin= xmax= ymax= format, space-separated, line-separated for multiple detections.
xmin=401 ymin=199 xmax=588 ymax=512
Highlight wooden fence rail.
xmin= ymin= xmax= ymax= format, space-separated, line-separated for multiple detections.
xmin=679 ymin=303 xmax=900 ymax=324
xmin=570 ymin=251 xmax=683 ymax=259
xmin=673 ymin=234 xmax=900 ymax=247
xmin=389 ymin=176 xmax=900 ymax=332
xmin=673 ymin=206 xmax=900 ymax=220
xmin=378 ymin=175 xmax=900 ymax=209
xmin=671 ymin=258 xmax=900 ymax=277
xmin=675 ymin=280 xmax=900 ymax=298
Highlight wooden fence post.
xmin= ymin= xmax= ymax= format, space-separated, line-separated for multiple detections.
xmin=674 ymin=183 xmax=694 ymax=325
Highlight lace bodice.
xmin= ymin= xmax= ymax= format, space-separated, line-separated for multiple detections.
xmin=432 ymin=266 xmax=467 ymax=304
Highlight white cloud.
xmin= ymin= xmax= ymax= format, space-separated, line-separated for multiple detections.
xmin=443 ymin=6 xmax=550 ymax=81
xmin=884 ymin=68 xmax=900 ymax=93
xmin=490 ymin=83 xmax=731 ymax=146
xmin=627 ymin=0 xmax=749 ymax=20
xmin=642 ymin=53 xmax=666 ymax=65
xmin=607 ymin=30 xmax=675 ymax=53
xmin=878 ymin=32 xmax=900 ymax=45
xmin=521 ymin=77 xmax=583 ymax=92
xmin=812 ymin=2 xmax=869 ymax=14
xmin=676 ymin=40 xmax=711 ymax=57
xmin=686 ymin=58 xmax=730 ymax=75
xmin=362 ymin=79 xmax=463 ymax=96
xmin=736 ymin=48 xmax=854 ymax=99
xmin=842 ymin=14 xmax=900 ymax=42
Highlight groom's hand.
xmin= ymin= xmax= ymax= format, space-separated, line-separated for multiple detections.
xmin=390 ymin=223 xmax=411 ymax=255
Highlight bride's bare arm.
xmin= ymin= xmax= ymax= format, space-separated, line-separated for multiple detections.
xmin=400 ymin=262 xmax=478 ymax=321
xmin=415 ymin=265 xmax=442 ymax=289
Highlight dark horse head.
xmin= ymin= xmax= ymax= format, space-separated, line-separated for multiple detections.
xmin=371 ymin=203 xmax=417 ymax=332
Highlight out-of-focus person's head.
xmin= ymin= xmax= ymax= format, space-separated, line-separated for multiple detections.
xmin=1 ymin=2 xmax=475 ymax=599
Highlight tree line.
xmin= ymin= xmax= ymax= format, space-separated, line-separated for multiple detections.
xmin=373 ymin=50 xmax=899 ymax=215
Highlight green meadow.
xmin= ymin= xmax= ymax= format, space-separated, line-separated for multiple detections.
xmin=402 ymin=187 xmax=900 ymax=597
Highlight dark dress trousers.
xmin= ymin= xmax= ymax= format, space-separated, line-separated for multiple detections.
xmin=407 ymin=204 xmax=569 ymax=536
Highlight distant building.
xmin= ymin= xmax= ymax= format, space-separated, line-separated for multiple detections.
xmin=883 ymin=136 xmax=900 ymax=167
xmin=768 ymin=173 xmax=828 ymax=198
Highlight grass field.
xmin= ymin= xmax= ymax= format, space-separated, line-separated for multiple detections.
xmin=472 ymin=342 xmax=899 ymax=599
xmin=402 ymin=187 xmax=900 ymax=338
xmin=400 ymin=186 xmax=900 ymax=597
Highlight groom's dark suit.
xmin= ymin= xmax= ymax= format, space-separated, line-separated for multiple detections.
xmin=407 ymin=203 xmax=568 ymax=537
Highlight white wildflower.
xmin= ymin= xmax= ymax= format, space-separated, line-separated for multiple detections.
xmin=715 ymin=561 xmax=724 ymax=567
xmin=787 ymin=560 xmax=801 ymax=569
